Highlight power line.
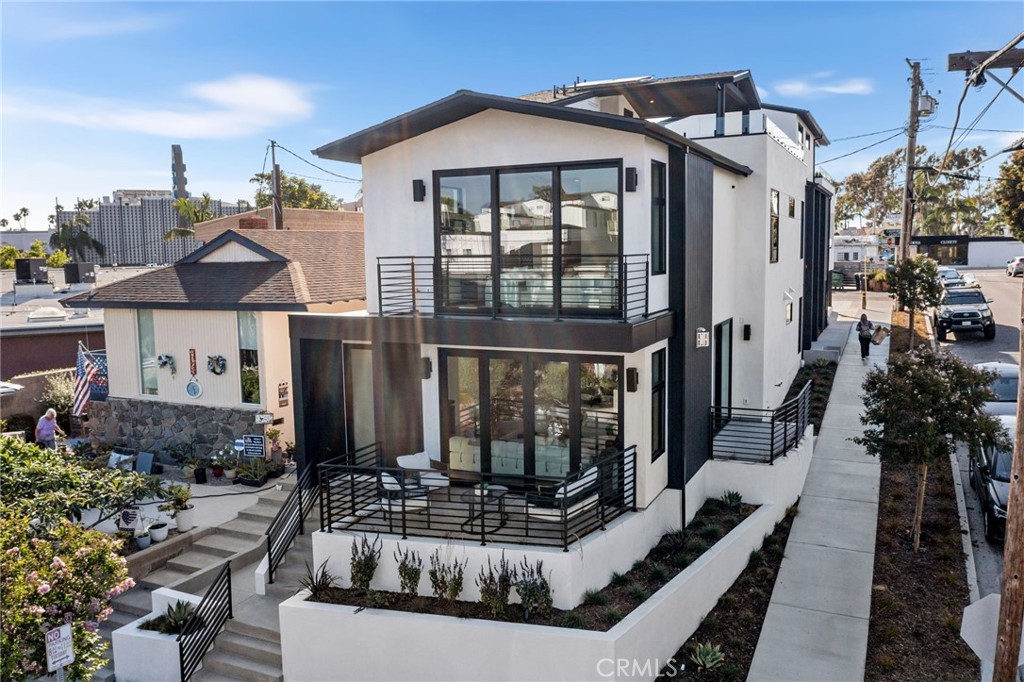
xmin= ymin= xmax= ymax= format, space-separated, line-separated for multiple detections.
xmin=283 ymin=170 xmax=361 ymax=185
xmin=931 ymin=125 xmax=1024 ymax=133
xmin=273 ymin=142 xmax=362 ymax=183
xmin=817 ymin=130 xmax=907 ymax=166
xmin=830 ymin=127 xmax=906 ymax=143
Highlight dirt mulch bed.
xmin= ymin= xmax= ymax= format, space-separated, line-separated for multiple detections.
xmin=309 ymin=498 xmax=755 ymax=631
xmin=864 ymin=311 xmax=978 ymax=681
xmin=658 ymin=504 xmax=799 ymax=681
xmin=784 ymin=360 xmax=838 ymax=432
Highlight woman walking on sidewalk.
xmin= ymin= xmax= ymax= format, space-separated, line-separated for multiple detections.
xmin=856 ymin=314 xmax=874 ymax=360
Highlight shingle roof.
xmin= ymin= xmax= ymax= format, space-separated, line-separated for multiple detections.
xmin=63 ymin=230 xmax=365 ymax=310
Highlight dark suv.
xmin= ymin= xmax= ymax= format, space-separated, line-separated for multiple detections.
xmin=970 ymin=415 xmax=1015 ymax=542
xmin=932 ymin=287 xmax=995 ymax=341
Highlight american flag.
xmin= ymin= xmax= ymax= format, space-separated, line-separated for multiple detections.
xmin=73 ymin=349 xmax=98 ymax=417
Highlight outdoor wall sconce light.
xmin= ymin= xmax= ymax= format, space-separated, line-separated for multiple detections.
xmin=743 ymin=324 xmax=752 ymax=341
xmin=625 ymin=167 xmax=638 ymax=192
xmin=626 ymin=367 xmax=638 ymax=392
xmin=421 ymin=357 xmax=432 ymax=379
xmin=413 ymin=179 xmax=426 ymax=202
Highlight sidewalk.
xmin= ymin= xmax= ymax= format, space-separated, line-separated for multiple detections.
xmin=748 ymin=294 xmax=891 ymax=681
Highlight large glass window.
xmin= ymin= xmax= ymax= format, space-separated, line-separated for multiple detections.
xmin=436 ymin=162 xmax=621 ymax=315
xmin=769 ymin=189 xmax=780 ymax=263
xmin=137 ymin=309 xmax=158 ymax=395
xmin=238 ymin=311 xmax=260 ymax=404
xmin=651 ymin=350 xmax=665 ymax=461
xmin=651 ymin=161 xmax=666 ymax=275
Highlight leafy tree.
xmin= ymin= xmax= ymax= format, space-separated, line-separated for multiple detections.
xmin=164 ymin=192 xmax=214 ymax=241
xmin=995 ymin=150 xmax=1024 ymax=241
xmin=25 ymin=240 xmax=46 ymax=258
xmin=47 ymin=249 xmax=70 ymax=268
xmin=856 ymin=348 xmax=1010 ymax=551
xmin=39 ymin=372 xmax=75 ymax=433
xmin=914 ymin=146 xmax=989 ymax=236
xmin=0 ymin=218 xmax=8 ymax=229
xmin=250 ymin=171 xmax=339 ymax=210
xmin=50 ymin=199 xmax=104 ymax=261
xmin=837 ymin=149 xmax=906 ymax=229
xmin=0 ymin=245 xmax=19 ymax=269
xmin=887 ymin=256 xmax=943 ymax=350
xmin=12 ymin=207 xmax=29 ymax=229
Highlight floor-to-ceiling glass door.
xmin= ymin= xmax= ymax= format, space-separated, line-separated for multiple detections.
xmin=344 ymin=345 xmax=376 ymax=453
xmin=441 ymin=350 xmax=621 ymax=483
xmin=560 ymin=166 xmax=620 ymax=312
xmin=499 ymin=170 xmax=554 ymax=312
xmin=714 ymin=320 xmax=733 ymax=409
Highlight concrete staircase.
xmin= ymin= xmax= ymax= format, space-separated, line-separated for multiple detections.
xmin=91 ymin=478 xmax=314 ymax=682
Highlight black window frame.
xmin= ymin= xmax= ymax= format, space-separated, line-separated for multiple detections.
xmin=769 ymin=189 xmax=780 ymax=264
xmin=651 ymin=160 xmax=667 ymax=275
xmin=651 ymin=348 xmax=666 ymax=462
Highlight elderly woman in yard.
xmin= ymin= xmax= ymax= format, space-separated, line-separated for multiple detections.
xmin=35 ymin=408 xmax=65 ymax=450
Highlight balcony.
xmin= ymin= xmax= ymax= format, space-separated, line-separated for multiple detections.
xmin=377 ymin=254 xmax=649 ymax=321
xmin=709 ymin=381 xmax=811 ymax=464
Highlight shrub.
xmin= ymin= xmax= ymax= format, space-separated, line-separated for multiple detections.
xmin=39 ymin=372 xmax=75 ymax=433
xmin=516 ymin=559 xmax=553 ymax=621
xmin=626 ymin=583 xmax=648 ymax=604
xmin=428 ymin=549 xmax=467 ymax=602
xmin=600 ymin=608 xmax=623 ymax=626
xmin=561 ymin=612 xmax=585 ymax=629
xmin=689 ymin=642 xmax=725 ymax=670
xmin=699 ymin=523 xmax=723 ymax=542
xmin=476 ymin=553 xmax=516 ymax=617
xmin=583 ymin=589 xmax=608 ymax=607
xmin=393 ymin=545 xmax=423 ymax=597
xmin=350 ymin=535 xmax=382 ymax=592
xmin=300 ymin=560 xmax=339 ymax=602
xmin=610 ymin=571 xmax=629 ymax=586
xmin=720 ymin=490 xmax=743 ymax=508
xmin=649 ymin=562 xmax=670 ymax=583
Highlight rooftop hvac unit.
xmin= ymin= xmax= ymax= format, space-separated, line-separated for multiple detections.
xmin=14 ymin=258 xmax=47 ymax=284
xmin=64 ymin=262 xmax=96 ymax=284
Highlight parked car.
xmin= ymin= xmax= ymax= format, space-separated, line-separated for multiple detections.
xmin=931 ymin=287 xmax=996 ymax=341
xmin=1007 ymin=256 xmax=1024 ymax=277
xmin=970 ymin=415 xmax=1016 ymax=542
xmin=961 ymin=273 xmax=980 ymax=288
xmin=936 ymin=266 xmax=966 ymax=288
xmin=975 ymin=361 xmax=1019 ymax=416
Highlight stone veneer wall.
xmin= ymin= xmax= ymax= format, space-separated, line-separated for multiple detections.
xmin=88 ymin=397 xmax=261 ymax=457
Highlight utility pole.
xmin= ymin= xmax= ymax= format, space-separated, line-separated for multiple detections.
xmin=948 ymin=32 xmax=1024 ymax=682
xmin=898 ymin=60 xmax=921 ymax=262
xmin=270 ymin=140 xmax=284 ymax=231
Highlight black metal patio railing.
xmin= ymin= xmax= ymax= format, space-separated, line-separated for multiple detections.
xmin=265 ymin=464 xmax=318 ymax=584
xmin=377 ymin=253 xmax=650 ymax=321
xmin=708 ymin=381 xmax=812 ymax=464
xmin=178 ymin=561 xmax=232 ymax=682
xmin=317 ymin=443 xmax=637 ymax=551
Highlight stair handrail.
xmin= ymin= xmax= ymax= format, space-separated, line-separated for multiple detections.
xmin=178 ymin=561 xmax=232 ymax=682
xmin=265 ymin=464 xmax=318 ymax=584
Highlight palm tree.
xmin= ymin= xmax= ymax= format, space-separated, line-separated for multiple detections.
xmin=50 ymin=199 xmax=104 ymax=261
xmin=164 ymin=193 xmax=214 ymax=240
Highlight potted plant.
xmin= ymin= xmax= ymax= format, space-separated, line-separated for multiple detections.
xmin=149 ymin=521 xmax=169 ymax=543
xmin=214 ymin=445 xmax=238 ymax=480
xmin=159 ymin=483 xmax=195 ymax=532
xmin=266 ymin=460 xmax=285 ymax=479
xmin=266 ymin=428 xmax=283 ymax=464
xmin=237 ymin=459 xmax=268 ymax=487
xmin=135 ymin=527 xmax=151 ymax=550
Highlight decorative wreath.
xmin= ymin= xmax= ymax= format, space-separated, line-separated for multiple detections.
xmin=157 ymin=354 xmax=176 ymax=376
xmin=207 ymin=355 xmax=227 ymax=375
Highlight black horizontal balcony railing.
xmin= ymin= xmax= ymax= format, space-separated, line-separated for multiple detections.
xmin=318 ymin=443 xmax=636 ymax=551
xmin=377 ymin=254 xmax=649 ymax=321
xmin=708 ymin=381 xmax=811 ymax=464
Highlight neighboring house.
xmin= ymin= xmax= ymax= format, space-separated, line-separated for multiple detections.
xmin=193 ymin=207 xmax=364 ymax=244
xmin=0 ymin=230 xmax=52 ymax=253
xmin=62 ymin=229 xmax=365 ymax=454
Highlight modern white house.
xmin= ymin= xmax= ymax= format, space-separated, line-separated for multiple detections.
xmin=62 ymin=228 xmax=365 ymax=454
xmin=273 ymin=70 xmax=833 ymax=680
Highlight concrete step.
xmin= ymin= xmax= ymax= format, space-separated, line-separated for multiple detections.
xmin=217 ymin=518 xmax=268 ymax=542
xmin=99 ymin=608 xmax=137 ymax=635
xmin=112 ymin=585 xmax=157 ymax=616
xmin=89 ymin=664 xmax=115 ymax=682
xmin=237 ymin=505 xmax=278 ymax=523
xmin=224 ymin=616 xmax=281 ymax=644
xmin=214 ymin=630 xmax=282 ymax=667
xmin=166 ymin=550 xmax=224 ymax=574
xmin=189 ymin=669 xmax=244 ymax=682
xmin=142 ymin=566 xmax=192 ymax=587
xmin=202 ymin=649 xmax=282 ymax=682
xmin=192 ymin=533 xmax=262 ymax=558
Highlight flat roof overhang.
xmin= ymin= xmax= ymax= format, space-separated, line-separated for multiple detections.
xmin=289 ymin=311 xmax=674 ymax=354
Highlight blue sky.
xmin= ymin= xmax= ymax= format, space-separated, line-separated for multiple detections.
xmin=2 ymin=1 xmax=1022 ymax=231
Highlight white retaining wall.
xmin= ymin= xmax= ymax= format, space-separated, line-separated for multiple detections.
xmin=311 ymin=488 xmax=682 ymax=611
xmin=112 ymin=588 xmax=200 ymax=682
xmin=282 ymin=504 xmax=781 ymax=682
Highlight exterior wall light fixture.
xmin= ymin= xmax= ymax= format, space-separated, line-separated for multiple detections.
xmin=421 ymin=357 xmax=432 ymax=379
xmin=413 ymin=179 xmax=426 ymax=202
xmin=625 ymin=167 xmax=638 ymax=192
xmin=626 ymin=367 xmax=639 ymax=392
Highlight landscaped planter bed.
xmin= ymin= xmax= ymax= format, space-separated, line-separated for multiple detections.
xmin=281 ymin=503 xmax=784 ymax=682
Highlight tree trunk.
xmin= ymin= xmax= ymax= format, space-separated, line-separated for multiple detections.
xmin=993 ymin=275 xmax=1024 ymax=682
xmin=908 ymin=308 xmax=916 ymax=351
xmin=912 ymin=462 xmax=928 ymax=552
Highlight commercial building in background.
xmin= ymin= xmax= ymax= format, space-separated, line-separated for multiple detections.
xmin=54 ymin=190 xmax=251 ymax=266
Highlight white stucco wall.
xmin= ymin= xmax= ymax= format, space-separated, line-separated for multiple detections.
xmin=968 ymin=239 xmax=1024 ymax=269
xmin=197 ymin=241 xmax=269 ymax=263
xmin=361 ymin=109 xmax=669 ymax=315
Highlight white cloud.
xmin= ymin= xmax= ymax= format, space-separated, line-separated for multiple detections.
xmin=774 ymin=77 xmax=874 ymax=98
xmin=5 ymin=75 xmax=314 ymax=139
xmin=756 ymin=85 xmax=770 ymax=100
